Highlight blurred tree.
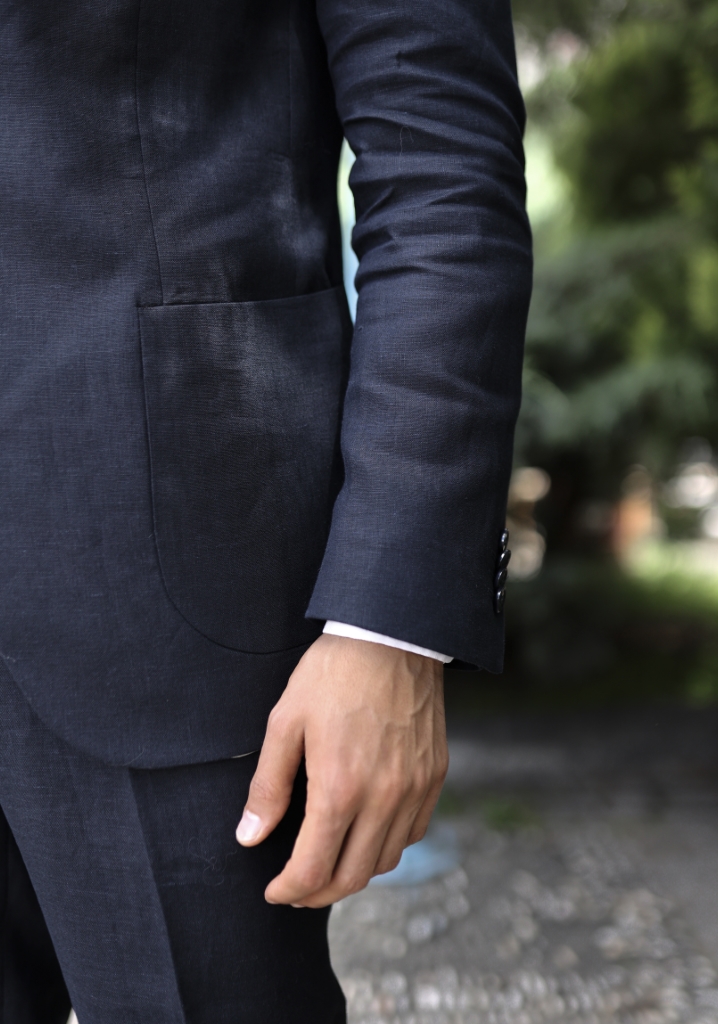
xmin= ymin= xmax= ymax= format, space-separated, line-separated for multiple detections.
xmin=559 ymin=21 xmax=698 ymax=223
xmin=511 ymin=0 xmax=612 ymax=45
xmin=455 ymin=0 xmax=718 ymax=700
xmin=514 ymin=0 xmax=718 ymax=553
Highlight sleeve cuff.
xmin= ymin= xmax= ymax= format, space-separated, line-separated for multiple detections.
xmin=322 ymin=621 xmax=454 ymax=663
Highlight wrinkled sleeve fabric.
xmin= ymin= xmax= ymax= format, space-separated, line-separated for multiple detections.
xmin=305 ymin=0 xmax=533 ymax=670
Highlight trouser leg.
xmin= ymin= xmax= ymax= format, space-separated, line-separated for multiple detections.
xmin=0 ymin=807 xmax=71 ymax=1024
xmin=0 ymin=665 xmax=190 ymax=1024
xmin=128 ymin=756 xmax=345 ymax=1024
xmin=0 ymin=663 xmax=345 ymax=1024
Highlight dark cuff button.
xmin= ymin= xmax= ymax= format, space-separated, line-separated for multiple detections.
xmin=494 ymin=588 xmax=506 ymax=614
xmin=500 ymin=529 xmax=510 ymax=552
xmin=497 ymin=548 xmax=511 ymax=572
xmin=494 ymin=568 xmax=507 ymax=589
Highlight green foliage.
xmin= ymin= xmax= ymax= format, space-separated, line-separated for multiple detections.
xmin=505 ymin=557 xmax=718 ymax=682
xmin=445 ymin=558 xmax=718 ymax=710
xmin=481 ymin=798 xmax=539 ymax=831
xmin=688 ymin=244 xmax=718 ymax=331
xmin=510 ymin=0 xmax=615 ymax=44
xmin=557 ymin=22 xmax=698 ymax=223
xmin=513 ymin=0 xmax=718 ymax=552
xmin=517 ymin=221 xmax=717 ymax=500
xmin=471 ymin=0 xmax=718 ymax=708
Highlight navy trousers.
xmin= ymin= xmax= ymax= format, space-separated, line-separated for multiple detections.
xmin=0 ymin=666 xmax=345 ymax=1024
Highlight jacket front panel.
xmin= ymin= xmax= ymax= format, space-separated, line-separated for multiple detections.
xmin=0 ymin=0 xmax=533 ymax=765
xmin=0 ymin=0 xmax=349 ymax=766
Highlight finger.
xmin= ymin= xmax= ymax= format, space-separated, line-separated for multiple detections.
xmin=264 ymin=781 xmax=359 ymax=905
xmin=371 ymin=807 xmax=417 ymax=878
xmin=236 ymin=708 xmax=304 ymax=847
xmin=406 ymin=770 xmax=445 ymax=846
xmin=372 ymin=786 xmax=430 ymax=878
xmin=292 ymin=805 xmax=395 ymax=908
xmin=373 ymin=771 xmax=445 ymax=876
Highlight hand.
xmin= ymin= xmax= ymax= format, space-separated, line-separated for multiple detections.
xmin=235 ymin=633 xmax=448 ymax=908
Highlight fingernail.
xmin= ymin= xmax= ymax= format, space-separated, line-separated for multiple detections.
xmin=236 ymin=809 xmax=262 ymax=844
xmin=291 ymin=903 xmax=305 ymax=909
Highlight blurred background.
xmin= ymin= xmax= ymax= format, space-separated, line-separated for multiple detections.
xmin=330 ymin=1 xmax=718 ymax=1020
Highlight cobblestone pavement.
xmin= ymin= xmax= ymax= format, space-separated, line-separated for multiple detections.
xmin=328 ymin=707 xmax=718 ymax=1024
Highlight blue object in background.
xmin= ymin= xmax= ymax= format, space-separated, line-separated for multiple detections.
xmin=369 ymin=823 xmax=460 ymax=886
xmin=338 ymin=140 xmax=358 ymax=321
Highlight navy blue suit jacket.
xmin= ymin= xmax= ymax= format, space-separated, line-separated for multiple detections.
xmin=0 ymin=0 xmax=532 ymax=766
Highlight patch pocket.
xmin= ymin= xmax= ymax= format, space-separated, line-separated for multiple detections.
xmin=139 ymin=286 xmax=351 ymax=653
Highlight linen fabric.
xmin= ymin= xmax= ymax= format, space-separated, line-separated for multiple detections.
xmin=0 ymin=665 xmax=345 ymax=1024
xmin=0 ymin=0 xmax=532 ymax=768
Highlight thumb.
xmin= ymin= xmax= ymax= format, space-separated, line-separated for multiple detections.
xmin=236 ymin=709 xmax=304 ymax=846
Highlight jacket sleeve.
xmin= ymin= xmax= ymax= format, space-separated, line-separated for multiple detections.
xmin=305 ymin=0 xmax=533 ymax=670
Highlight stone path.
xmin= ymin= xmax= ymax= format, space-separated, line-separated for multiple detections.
xmin=329 ymin=707 xmax=718 ymax=1024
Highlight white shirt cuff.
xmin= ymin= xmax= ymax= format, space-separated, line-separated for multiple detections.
xmin=322 ymin=621 xmax=453 ymax=663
